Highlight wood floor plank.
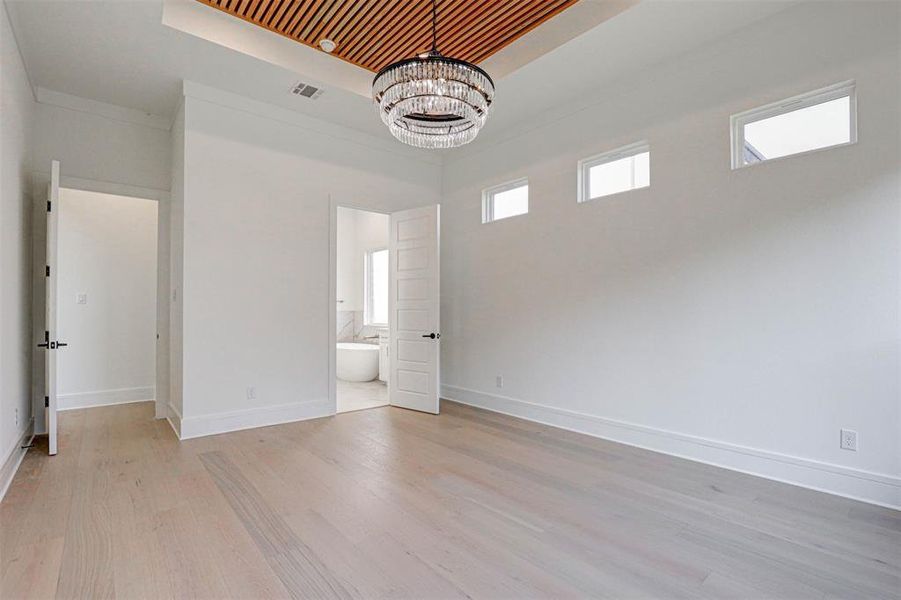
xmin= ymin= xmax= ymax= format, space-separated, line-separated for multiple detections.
xmin=198 ymin=451 xmax=356 ymax=599
xmin=0 ymin=536 xmax=66 ymax=600
xmin=1 ymin=400 xmax=898 ymax=599
xmin=153 ymin=503 xmax=232 ymax=599
xmin=176 ymin=468 xmax=291 ymax=599
xmin=56 ymin=458 xmax=116 ymax=598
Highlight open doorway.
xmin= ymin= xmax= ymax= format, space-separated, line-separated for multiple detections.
xmin=330 ymin=203 xmax=441 ymax=416
xmin=56 ymin=188 xmax=158 ymax=411
xmin=31 ymin=160 xmax=167 ymax=455
xmin=46 ymin=187 xmax=158 ymax=421
xmin=335 ymin=206 xmax=390 ymax=413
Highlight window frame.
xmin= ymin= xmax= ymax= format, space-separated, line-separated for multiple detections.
xmin=730 ymin=80 xmax=857 ymax=170
xmin=482 ymin=178 xmax=529 ymax=224
xmin=577 ymin=141 xmax=650 ymax=204
xmin=364 ymin=247 xmax=388 ymax=327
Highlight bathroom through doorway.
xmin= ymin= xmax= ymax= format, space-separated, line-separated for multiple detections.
xmin=335 ymin=206 xmax=390 ymax=413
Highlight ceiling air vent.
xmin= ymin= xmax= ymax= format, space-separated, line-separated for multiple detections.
xmin=290 ymin=82 xmax=324 ymax=100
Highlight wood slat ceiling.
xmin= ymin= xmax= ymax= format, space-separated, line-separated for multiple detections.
xmin=197 ymin=0 xmax=580 ymax=73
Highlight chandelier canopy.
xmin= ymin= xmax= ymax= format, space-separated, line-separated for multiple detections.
xmin=372 ymin=1 xmax=495 ymax=149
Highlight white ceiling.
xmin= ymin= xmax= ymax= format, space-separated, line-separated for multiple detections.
xmin=6 ymin=0 xmax=386 ymax=136
xmin=5 ymin=0 xmax=796 ymax=149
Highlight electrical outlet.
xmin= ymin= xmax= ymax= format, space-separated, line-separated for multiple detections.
xmin=246 ymin=386 xmax=256 ymax=400
xmin=840 ymin=429 xmax=858 ymax=451
xmin=496 ymin=375 xmax=503 ymax=389
xmin=76 ymin=293 xmax=87 ymax=305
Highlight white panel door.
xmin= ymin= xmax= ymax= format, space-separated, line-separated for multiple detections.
xmin=42 ymin=160 xmax=62 ymax=455
xmin=389 ymin=205 xmax=439 ymax=414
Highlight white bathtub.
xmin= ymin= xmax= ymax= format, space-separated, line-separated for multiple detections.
xmin=336 ymin=342 xmax=379 ymax=382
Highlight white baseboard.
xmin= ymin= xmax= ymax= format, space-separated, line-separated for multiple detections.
xmin=58 ymin=386 xmax=155 ymax=411
xmin=166 ymin=402 xmax=182 ymax=439
xmin=0 ymin=419 xmax=34 ymax=502
xmin=441 ymin=384 xmax=901 ymax=510
xmin=177 ymin=398 xmax=332 ymax=440
xmin=154 ymin=398 xmax=168 ymax=420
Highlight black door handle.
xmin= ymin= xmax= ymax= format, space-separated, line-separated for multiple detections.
xmin=38 ymin=341 xmax=68 ymax=349
xmin=421 ymin=333 xmax=440 ymax=339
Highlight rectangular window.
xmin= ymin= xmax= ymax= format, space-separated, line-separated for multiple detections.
xmin=578 ymin=142 xmax=650 ymax=203
xmin=731 ymin=81 xmax=856 ymax=169
xmin=482 ymin=179 xmax=528 ymax=223
xmin=365 ymin=248 xmax=388 ymax=326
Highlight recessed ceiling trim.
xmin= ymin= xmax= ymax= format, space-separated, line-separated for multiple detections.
xmin=162 ymin=0 xmax=372 ymax=97
xmin=195 ymin=0 xmax=581 ymax=73
xmin=35 ymin=87 xmax=172 ymax=131
xmin=163 ymin=0 xmax=645 ymax=104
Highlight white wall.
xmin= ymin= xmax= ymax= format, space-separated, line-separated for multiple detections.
xmin=56 ymin=188 xmax=157 ymax=409
xmin=172 ymin=84 xmax=440 ymax=437
xmin=336 ymin=207 xmax=389 ymax=341
xmin=336 ymin=207 xmax=360 ymax=311
xmin=355 ymin=211 xmax=389 ymax=266
xmin=440 ymin=1 xmax=900 ymax=508
xmin=32 ymin=98 xmax=171 ymax=193
xmin=336 ymin=207 xmax=388 ymax=311
xmin=1 ymin=1 xmax=35 ymax=494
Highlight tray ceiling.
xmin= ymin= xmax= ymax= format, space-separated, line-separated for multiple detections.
xmin=196 ymin=0 xmax=581 ymax=73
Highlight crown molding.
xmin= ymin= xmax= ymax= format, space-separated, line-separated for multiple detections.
xmin=182 ymin=80 xmax=443 ymax=166
xmin=35 ymin=87 xmax=171 ymax=131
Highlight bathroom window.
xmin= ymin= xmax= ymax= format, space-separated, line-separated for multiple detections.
xmin=482 ymin=179 xmax=528 ymax=223
xmin=731 ymin=81 xmax=856 ymax=168
xmin=578 ymin=141 xmax=650 ymax=203
xmin=365 ymin=248 xmax=388 ymax=326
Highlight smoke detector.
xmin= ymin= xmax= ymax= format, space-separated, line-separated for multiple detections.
xmin=319 ymin=39 xmax=337 ymax=53
xmin=290 ymin=82 xmax=324 ymax=100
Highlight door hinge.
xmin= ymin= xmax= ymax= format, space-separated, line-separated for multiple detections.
xmin=44 ymin=330 xmax=49 ymax=343
xmin=45 ymin=265 xmax=50 ymax=277
xmin=44 ymin=396 xmax=49 ymax=408
xmin=47 ymin=200 xmax=51 ymax=212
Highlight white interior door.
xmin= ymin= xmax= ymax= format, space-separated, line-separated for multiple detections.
xmin=389 ymin=205 xmax=440 ymax=414
xmin=42 ymin=160 xmax=61 ymax=455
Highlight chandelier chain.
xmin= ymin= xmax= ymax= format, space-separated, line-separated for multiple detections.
xmin=431 ymin=0 xmax=438 ymax=52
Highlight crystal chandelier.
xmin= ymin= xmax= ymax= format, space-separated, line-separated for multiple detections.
xmin=372 ymin=0 xmax=495 ymax=149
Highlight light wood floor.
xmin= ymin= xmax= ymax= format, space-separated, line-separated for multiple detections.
xmin=1 ymin=401 xmax=899 ymax=599
xmin=336 ymin=380 xmax=388 ymax=414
